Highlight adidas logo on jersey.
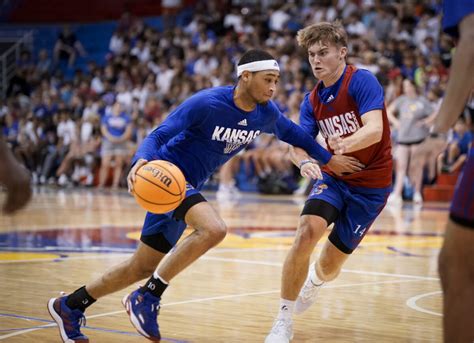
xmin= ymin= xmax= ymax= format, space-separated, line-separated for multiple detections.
xmin=238 ymin=119 xmax=248 ymax=126
xmin=327 ymin=94 xmax=335 ymax=101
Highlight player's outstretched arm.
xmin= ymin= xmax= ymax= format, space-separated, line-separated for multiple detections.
xmin=274 ymin=113 xmax=332 ymax=164
xmin=328 ymin=110 xmax=383 ymax=155
xmin=289 ymin=146 xmax=321 ymax=180
xmin=290 ymin=146 xmax=364 ymax=177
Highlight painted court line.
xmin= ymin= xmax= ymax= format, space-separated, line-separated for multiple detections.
xmin=0 ymin=251 xmax=440 ymax=281
xmin=0 ymin=278 xmax=428 ymax=340
xmin=202 ymin=256 xmax=440 ymax=281
xmin=406 ymin=291 xmax=442 ymax=317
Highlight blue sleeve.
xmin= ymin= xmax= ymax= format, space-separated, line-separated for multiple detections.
xmin=299 ymin=93 xmax=319 ymax=138
xmin=442 ymin=0 xmax=474 ymax=37
xmin=132 ymin=93 xmax=210 ymax=164
xmin=349 ymin=69 xmax=384 ymax=116
xmin=273 ymin=112 xmax=332 ymax=165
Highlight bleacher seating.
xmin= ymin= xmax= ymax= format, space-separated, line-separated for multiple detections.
xmin=423 ymin=172 xmax=459 ymax=202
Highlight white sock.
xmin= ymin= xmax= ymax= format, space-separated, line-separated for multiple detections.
xmin=277 ymin=299 xmax=295 ymax=320
xmin=153 ymin=271 xmax=169 ymax=284
xmin=309 ymin=264 xmax=324 ymax=287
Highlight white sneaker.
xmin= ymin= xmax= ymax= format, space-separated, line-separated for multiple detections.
xmin=84 ymin=173 xmax=94 ymax=186
xmin=387 ymin=193 xmax=402 ymax=206
xmin=216 ymin=184 xmax=242 ymax=201
xmin=413 ymin=192 xmax=423 ymax=205
xmin=294 ymin=264 xmax=323 ymax=315
xmin=57 ymin=174 xmax=69 ymax=187
xmin=264 ymin=318 xmax=293 ymax=343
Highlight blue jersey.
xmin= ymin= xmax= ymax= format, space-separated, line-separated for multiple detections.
xmin=300 ymin=67 xmax=385 ymax=138
xmin=101 ymin=111 xmax=131 ymax=138
xmin=442 ymin=0 xmax=474 ymax=37
xmin=133 ymin=86 xmax=331 ymax=189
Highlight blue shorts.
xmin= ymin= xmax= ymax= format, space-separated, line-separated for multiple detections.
xmin=140 ymin=183 xmax=206 ymax=253
xmin=306 ymin=173 xmax=390 ymax=253
xmin=450 ymin=145 xmax=474 ymax=228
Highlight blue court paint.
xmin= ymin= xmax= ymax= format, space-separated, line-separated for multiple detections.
xmin=0 ymin=313 xmax=188 ymax=342
xmin=387 ymin=246 xmax=432 ymax=257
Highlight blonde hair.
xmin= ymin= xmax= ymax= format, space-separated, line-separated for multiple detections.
xmin=297 ymin=22 xmax=348 ymax=49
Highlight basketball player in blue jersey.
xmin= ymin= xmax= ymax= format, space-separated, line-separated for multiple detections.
xmin=47 ymin=49 xmax=364 ymax=342
xmin=428 ymin=1 xmax=474 ymax=341
xmin=265 ymin=23 xmax=392 ymax=342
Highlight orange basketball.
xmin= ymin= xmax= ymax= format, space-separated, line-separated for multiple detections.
xmin=133 ymin=160 xmax=186 ymax=214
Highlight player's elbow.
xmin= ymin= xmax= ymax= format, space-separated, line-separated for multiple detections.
xmin=368 ymin=123 xmax=383 ymax=144
xmin=374 ymin=127 xmax=383 ymax=143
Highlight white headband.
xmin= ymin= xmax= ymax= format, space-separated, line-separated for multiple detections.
xmin=237 ymin=59 xmax=280 ymax=77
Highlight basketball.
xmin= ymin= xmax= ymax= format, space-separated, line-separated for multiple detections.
xmin=132 ymin=160 xmax=186 ymax=214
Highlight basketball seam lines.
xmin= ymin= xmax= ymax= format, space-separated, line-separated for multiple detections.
xmin=135 ymin=173 xmax=181 ymax=197
xmin=147 ymin=161 xmax=185 ymax=195
xmin=133 ymin=189 xmax=183 ymax=206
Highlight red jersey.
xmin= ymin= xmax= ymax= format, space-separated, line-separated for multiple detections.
xmin=309 ymin=65 xmax=392 ymax=188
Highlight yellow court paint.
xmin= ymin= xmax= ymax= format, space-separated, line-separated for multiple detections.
xmin=0 ymin=252 xmax=61 ymax=261
xmin=127 ymin=228 xmax=441 ymax=251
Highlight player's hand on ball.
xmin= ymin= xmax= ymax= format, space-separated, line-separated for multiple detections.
xmin=127 ymin=159 xmax=148 ymax=193
xmin=328 ymin=135 xmax=346 ymax=155
xmin=300 ymin=161 xmax=322 ymax=180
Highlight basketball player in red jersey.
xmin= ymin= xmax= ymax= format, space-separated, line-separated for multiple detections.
xmin=266 ymin=22 xmax=392 ymax=342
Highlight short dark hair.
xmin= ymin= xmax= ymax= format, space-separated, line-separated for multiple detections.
xmin=238 ymin=49 xmax=275 ymax=66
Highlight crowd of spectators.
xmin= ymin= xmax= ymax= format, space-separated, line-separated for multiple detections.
xmin=1 ymin=0 xmax=472 ymax=203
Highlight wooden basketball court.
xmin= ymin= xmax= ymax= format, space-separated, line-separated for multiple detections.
xmin=0 ymin=188 xmax=445 ymax=342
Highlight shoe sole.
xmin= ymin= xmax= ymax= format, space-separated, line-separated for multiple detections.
xmin=121 ymin=294 xmax=160 ymax=342
xmin=264 ymin=333 xmax=294 ymax=342
xmin=47 ymin=298 xmax=88 ymax=343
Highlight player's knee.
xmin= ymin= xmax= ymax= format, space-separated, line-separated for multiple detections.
xmin=296 ymin=217 xmax=323 ymax=248
xmin=205 ymin=221 xmax=227 ymax=244
xmin=294 ymin=229 xmax=317 ymax=251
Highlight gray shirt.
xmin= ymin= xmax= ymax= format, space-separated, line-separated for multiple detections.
xmin=392 ymin=95 xmax=433 ymax=144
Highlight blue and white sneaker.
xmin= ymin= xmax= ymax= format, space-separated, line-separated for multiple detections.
xmin=47 ymin=296 xmax=89 ymax=343
xmin=122 ymin=289 xmax=161 ymax=341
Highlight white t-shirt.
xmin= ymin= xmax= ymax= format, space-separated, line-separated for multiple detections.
xmin=57 ymin=119 xmax=76 ymax=146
